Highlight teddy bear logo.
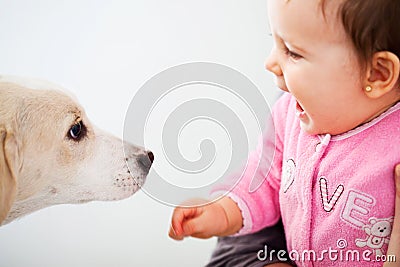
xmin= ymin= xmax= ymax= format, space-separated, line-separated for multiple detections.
xmin=355 ymin=216 xmax=394 ymax=257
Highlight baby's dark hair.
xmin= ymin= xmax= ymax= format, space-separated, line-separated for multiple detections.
xmin=323 ymin=0 xmax=400 ymax=72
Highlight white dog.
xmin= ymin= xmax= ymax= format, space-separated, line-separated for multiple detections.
xmin=0 ymin=76 xmax=153 ymax=225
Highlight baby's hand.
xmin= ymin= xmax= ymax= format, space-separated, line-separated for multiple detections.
xmin=169 ymin=197 xmax=243 ymax=240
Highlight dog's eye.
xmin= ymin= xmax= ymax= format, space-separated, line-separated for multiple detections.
xmin=68 ymin=121 xmax=85 ymax=140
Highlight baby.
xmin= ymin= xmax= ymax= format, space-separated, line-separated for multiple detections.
xmin=170 ymin=0 xmax=400 ymax=266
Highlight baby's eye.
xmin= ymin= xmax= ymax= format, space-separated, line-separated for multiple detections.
xmin=284 ymin=48 xmax=302 ymax=60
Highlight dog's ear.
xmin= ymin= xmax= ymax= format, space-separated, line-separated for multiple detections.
xmin=0 ymin=126 xmax=18 ymax=224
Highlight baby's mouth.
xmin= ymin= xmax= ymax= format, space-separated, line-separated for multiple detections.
xmin=295 ymin=100 xmax=306 ymax=117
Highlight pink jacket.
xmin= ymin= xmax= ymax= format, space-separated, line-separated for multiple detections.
xmin=217 ymin=93 xmax=400 ymax=266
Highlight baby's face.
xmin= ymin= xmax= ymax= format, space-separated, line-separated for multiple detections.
xmin=265 ymin=0 xmax=374 ymax=135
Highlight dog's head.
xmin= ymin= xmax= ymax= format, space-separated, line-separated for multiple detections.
xmin=0 ymin=76 xmax=153 ymax=225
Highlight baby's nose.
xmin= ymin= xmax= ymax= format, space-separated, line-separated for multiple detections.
xmin=265 ymin=49 xmax=283 ymax=77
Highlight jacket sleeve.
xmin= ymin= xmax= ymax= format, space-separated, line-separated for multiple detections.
xmin=211 ymin=93 xmax=290 ymax=235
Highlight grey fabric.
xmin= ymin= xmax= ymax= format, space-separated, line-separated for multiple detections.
xmin=205 ymin=220 xmax=292 ymax=267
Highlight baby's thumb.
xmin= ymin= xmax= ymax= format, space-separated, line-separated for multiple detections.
xmin=182 ymin=216 xmax=207 ymax=237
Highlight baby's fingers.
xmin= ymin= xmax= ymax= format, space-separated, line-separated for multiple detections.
xmin=181 ymin=214 xmax=213 ymax=239
xmin=169 ymin=224 xmax=183 ymax=241
xmin=169 ymin=207 xmax=198 ymax=240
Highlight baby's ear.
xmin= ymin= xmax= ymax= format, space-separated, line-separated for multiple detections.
xmin=364 ymin=51 xmax=400 ymax=99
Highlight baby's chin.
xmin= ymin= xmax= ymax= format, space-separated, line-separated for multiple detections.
xmin=300 ymin=122 xmax=350 ymax=136
xmin=299 ymin=121 xmax=328 ymax=136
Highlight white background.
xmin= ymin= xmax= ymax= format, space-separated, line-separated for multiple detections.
xmin=0 ymin=0 xmax=278 ymax=266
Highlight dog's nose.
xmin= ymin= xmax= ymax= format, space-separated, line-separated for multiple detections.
xmin=147 ymin=151 xmax=154 ymax=163
xmin=137 ymin=151 xmax=154 ymax=172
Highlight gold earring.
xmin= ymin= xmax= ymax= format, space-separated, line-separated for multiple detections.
xmin=365 ymin=86 xmax=372 ymax=92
